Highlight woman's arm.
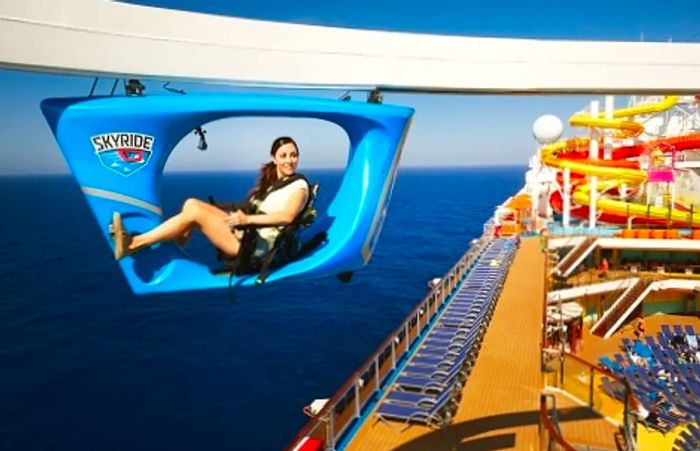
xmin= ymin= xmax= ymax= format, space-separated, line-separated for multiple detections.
xmin=225 ymin=188 xmax=307 ymax=227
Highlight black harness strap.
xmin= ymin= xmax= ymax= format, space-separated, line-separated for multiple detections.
xmin=211 ymin=174 xmax=320 ymax=286
xmin=247 ymin=174 xmax=309 ymax=214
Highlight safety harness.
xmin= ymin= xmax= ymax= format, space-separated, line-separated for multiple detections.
xmin=211 ymin=174 xmax=325 ymax=285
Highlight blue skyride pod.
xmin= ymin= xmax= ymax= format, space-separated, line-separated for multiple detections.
xmin=41 ymin=93 xmax=413 ymax=294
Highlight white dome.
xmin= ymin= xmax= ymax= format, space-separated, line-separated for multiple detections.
xmin=533 ymin=114 xmax=563 ymax=144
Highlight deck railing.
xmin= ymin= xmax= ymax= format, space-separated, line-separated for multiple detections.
xmin=539 ymin=393 xmax=576 ymax=451
xmin=543 ymin=352 xmax=637 ymax=451
xmin=285 ymin=233 xmax=495 ymax=451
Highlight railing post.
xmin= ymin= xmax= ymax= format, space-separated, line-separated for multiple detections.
xmin=391 ymin=338 xmax=396 ymax=369
xmin=327 ymin=411 xmax=335 ymax=451
xmin=538 ymin=394 xmax=545 ymax=451
xmin=559 ymin=354 xmax=565 ymax=387
xmin=354 ymin=378 xmax=361 ymax=419
xmin=589 ymin=367 xmax=595 ymax=407
xmin=404 ymin=323 xmax=408 ymax=352
xmin=374 ymin=359 xmax=380 ymax=391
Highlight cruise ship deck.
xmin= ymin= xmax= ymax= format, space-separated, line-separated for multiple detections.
xmin=347 ymin=238 xmax=550 ymax=450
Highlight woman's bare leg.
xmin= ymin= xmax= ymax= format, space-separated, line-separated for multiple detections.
xmin=129 ymin=198 xmax=240 ymax=256
xmin=175 ymin=225 xmax=195 ymax=246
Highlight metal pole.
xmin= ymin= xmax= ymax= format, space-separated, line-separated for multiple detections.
xmin=404 ymin=324 xmax=408 ymax=353
xmin=327 ymin=410 xmax=335 ymax=451
xmin=626 ymin=203 xmax=631 ymax=230
xmin=563 ymin=167 xmax=571 ymax=228
xmin=354 ymin=380 xmax=361 ymax=419
xmin=589 ymin=100 xmax=600 ymax=229
xmin=109 ymin=79 xmax=119 ymax=96
xmin=647 ymin=204 xmax=651 ymax=228
xmin=374 ymin=360 xmax=380 ymax=391
xmin=604 ymin=96 xmax=614 ymax=160
xmin=589 ymin=367 xmax=595 ymax=407
xmin=559 ymin=352 xmax=565 ymax=387
xmin=88 ymin=77 xmax=99 ymax=96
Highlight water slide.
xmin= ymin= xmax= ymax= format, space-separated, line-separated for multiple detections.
xmin=568 ymin=117 xmax=644 ymax=138
xmin=572 ymin=180 xmax=700 ymax=225
xmin=540 ymin=138 xmax=646 ymax=183
xmin=541 ymin=96 xmax=700 ymax=226
xmin=566 ymin=135 xmax=700 ymax=225
xmin=569 ymin=95 xmax=678 ymax=137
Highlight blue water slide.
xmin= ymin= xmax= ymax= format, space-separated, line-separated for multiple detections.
xmin=41 ymin=92 xmax=414 ymax=294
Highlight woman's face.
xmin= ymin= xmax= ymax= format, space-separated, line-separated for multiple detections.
xmin=272 ymin=142 xmax=299 ymax=178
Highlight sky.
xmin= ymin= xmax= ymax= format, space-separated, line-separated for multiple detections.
xmin=0 ymin=0 xmax=698 ymax=175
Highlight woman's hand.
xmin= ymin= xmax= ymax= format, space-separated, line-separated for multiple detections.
xmin=224 ymin=210 xmax=248 ymax=227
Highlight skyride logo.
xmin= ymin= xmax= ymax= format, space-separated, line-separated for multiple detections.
xmin=91 ymin=132 xmax=155 ymax=177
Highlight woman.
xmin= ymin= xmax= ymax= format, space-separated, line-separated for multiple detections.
xmin=634 ymin=316 xmax=646 ymax=340
xmin=112 ymin=136 xmax=309 ymax=260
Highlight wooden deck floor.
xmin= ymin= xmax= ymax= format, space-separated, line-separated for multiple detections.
xmin=346 ymin=238 xmax=546 ymax=451
xmin=552 ymin=391 xmax=619 ymax=450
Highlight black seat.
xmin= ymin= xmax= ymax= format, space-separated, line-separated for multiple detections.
xmin=211 ymin=182 xmax=325 ymax=285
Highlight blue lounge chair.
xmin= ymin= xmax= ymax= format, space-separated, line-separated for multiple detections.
xmin=439 ymin=317 xmax=475 ymax=328
xmin=422 ymin=334 xmax=470 ymax=347
xmin=417 ymin=336 xmax=480 ymax=358
xmin=376 ymin=387 xmax=455 ymax=429
xmin=621 ymin=337 xmax=634 ymax=351
xmin=428 ymin=329 xmax=471 ymax=342
xmin=661 ymin=324 xmax=673 ymax=338
xmin=420 ymin=337 xmax=472 ymax=354
xmin=409 ymin=348 xmax=474 ymax=369
xmin=382 ymin=382 xmax=459 ymax=407
xmin=401 ymin=360 xmax=468 ymax=379
xmin=394 ymin=364 xmax=466 ymax=392
xmin=598 ymin=356 xmax=622 ymax=372
xmin=600 ymin=376 xmax=624 ymax=398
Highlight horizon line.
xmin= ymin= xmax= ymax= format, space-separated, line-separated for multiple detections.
xmin=0 ymin=163 xmax=528 ymax=177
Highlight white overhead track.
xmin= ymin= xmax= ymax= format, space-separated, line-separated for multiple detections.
xmin=2 ymin=0 xmax=700 ymax=94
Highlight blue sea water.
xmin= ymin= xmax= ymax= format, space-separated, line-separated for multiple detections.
xmin=0 ymin=167 xmax=524 ymax=450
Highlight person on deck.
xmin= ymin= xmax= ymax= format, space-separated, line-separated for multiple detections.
xmin=634 ymin=316 xmax=647 ymax=340
xmin=598 ymin=257 xmax=609 ymax=279
xmin=111 ymin=136 xmax=309 ymax=260
xmin=538 ymin=228 xmax=548 ymax=253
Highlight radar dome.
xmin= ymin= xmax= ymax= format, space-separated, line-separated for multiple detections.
xmin=532 ymin=114 xmax=563 ymax=144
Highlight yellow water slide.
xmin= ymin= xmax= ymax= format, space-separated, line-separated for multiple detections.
xmin=603 ymin=95 xmax=678 ymax=119
xmin=539 ymin=138 xmax=646 ymax=183
xmin=569 ymin=116 xmax=644 ymax=138
xmin=568 ymin=96 xmax=678 ymax=138
xmin=572 ymin=181 xmax=700 ymax=224
xmin=541 ymin=96 xmax=696 ymax=224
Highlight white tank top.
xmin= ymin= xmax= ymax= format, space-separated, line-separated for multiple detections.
xmin=256 ymin=178 xmax=309 ymax=247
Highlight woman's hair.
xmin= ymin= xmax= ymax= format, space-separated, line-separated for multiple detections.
xmin=250 ymin=136 xmax=298 ymax=198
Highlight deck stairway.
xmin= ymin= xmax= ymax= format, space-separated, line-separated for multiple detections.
xmin=590 ymin=278 xmax=654 ymax=339
xmin=553 ymin=236 xmax=597 ymax=278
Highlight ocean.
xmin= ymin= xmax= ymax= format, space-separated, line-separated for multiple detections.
xmin=0 ymin=167 xmax=524 ymax=450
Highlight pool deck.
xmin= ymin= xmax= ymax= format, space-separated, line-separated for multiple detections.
xmin=346 ymin=238 xmax=547 ymax=450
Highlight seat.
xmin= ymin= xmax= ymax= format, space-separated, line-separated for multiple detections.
xmin=382 ymin=385 xmax=458 ymax=408
xmin=211 ymin=182 xmax=324 ymax=284
xmin=394 ymin=361 xmax=468 ymax=393
xmin=376 ymin=386 xmax=457 ymax=430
